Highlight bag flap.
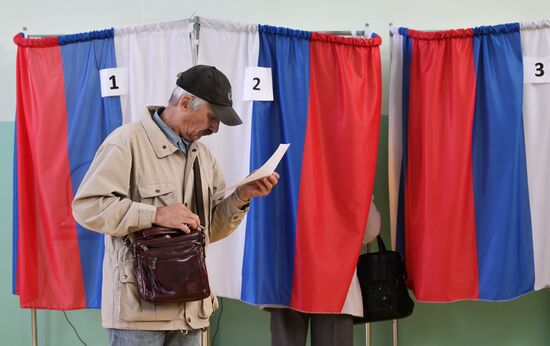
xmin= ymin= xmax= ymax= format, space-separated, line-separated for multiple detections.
xmin=141 ymin=227 xmax=181 ymax=238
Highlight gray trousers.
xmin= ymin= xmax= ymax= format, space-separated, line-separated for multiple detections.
xmin=107 ymin=329 xmax=201 ymax=346
xmin=269 ymin=308 xmax=353 ymax=346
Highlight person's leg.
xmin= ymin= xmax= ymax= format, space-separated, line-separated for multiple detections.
xmin=268 ymin=308 xmax=309 ymax=346
xmin=163 ymin=330 xmax=202 ymax=346
xmin=310 ymin=314 xmax=353 ymax=346
xmin=106 ymin=329 xmax=165 ymax=346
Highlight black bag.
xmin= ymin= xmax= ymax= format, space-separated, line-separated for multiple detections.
xmin=354 ymin=235 xmax=414 ymax=323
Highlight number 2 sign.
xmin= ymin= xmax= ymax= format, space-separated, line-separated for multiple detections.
xmin=243 ymin=67 xmax=274 ymax=101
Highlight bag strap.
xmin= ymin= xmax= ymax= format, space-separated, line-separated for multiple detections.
xmin=376 ymin=235 xmax=387 ymax=252
xmin=124 ymin=156 xmax=206 ymax=250
xmin=193 ymin=157 xmax=206 ymax=227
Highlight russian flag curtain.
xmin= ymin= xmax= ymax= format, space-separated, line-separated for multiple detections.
xmin=243 ymin=26 xmax=381 ymax=312
xmin=13 ymin=18 xmax=381 ymax=312
xmin=389 ymin=21 xmax=550 ymax=302
xmin=13 ymin=19 xmax=194 ymax=309
xmin=13 ymin=30 xmax=122 ymax=309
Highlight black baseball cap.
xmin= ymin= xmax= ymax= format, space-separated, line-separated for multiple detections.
xmin=176 ymin=65 xmax=243 ymax=126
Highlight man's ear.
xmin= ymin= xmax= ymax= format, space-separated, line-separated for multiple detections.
xmin=178 ymin=95 xmax=193 ymax=111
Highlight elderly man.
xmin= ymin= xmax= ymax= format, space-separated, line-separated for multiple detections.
xmin=72 ymin=65 xmax=279 ymax=346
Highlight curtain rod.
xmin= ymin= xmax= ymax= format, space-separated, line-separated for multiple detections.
xmin=320 ymin=30 xmax=369 ymax=36
xmin=320 ymin=23 xmax=371 ymax=37
xmin=23 ymin=20 xmax=374 ymax=38
xmin=389 ymin=23 xmax=443 ymax=37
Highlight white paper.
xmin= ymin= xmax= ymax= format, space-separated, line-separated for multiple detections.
xmin=224 ymin=143 xmax=290 ymax=192
xmin=242 ymin=66 xmax=274 ymax=101
xmin=99 ymin=67 xmax=128 ymax=97
xmin=524 ymin=56 xmax=550 ymax=84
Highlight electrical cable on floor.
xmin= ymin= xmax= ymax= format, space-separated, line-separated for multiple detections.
xmin=63 ymin=311 xmax=88 ymax=346
xmin=211 ymin=297 xmax=224 ymax=345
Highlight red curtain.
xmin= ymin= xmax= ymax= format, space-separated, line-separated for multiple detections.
xmin=14 ymin=35 xmax=86 ymax=309
xmin=291 ymin=33 xmax=382 ymax=311
xmin=405 ymin=29 xmax=479 ymax=301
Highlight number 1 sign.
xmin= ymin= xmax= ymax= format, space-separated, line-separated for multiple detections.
xmin=99 ymin=67 xmax=129 ymax=97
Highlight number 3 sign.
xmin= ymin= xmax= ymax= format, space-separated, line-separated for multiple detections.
xmin=243 ymin=67 xmax=274 ymax=101
xmin=99 ymin=67 xmax=128 ymax=97
xmin=524 ymin=57 xmax=550 ymax=84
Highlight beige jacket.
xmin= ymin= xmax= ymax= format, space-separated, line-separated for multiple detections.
xmin=72 ymin=107 xmax=249 ymax=330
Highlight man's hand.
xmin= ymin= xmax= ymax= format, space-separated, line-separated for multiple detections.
xmin=236 ymin=172 xmax=280 ymax=201
xmin=154 ymin=204 xmax=201 ymax=233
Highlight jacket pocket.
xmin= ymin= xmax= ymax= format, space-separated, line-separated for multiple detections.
xmin=138 ymin=182 xmax=175 ymax=207
xmin=118 ymin=260 xmax=178 ymax=322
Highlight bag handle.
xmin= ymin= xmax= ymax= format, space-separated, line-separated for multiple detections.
xmin=376 ymin=235 xmax=387 ymax=252
xmin=193 ymin=157 xmax=206 ymax=227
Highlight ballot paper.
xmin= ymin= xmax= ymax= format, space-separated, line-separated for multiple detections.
xmin=224 ymin=143 xmax=290 ymax=192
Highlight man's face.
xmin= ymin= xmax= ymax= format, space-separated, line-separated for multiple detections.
xmin=181 ymin=102 xmax=220 ymax=142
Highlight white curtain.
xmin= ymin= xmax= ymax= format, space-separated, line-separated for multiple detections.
xmin=388 ymin=26 xmax=404 ymax=250
xmin=520 ymin=20 xmax=550 ymax=290
xmin=197 ymin=17 xmax=259 ymax=300
xmin=114 ymin=20 xmax=193 ymax=123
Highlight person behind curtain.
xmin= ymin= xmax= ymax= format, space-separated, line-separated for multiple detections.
xmin=72 ymin=65 xmax=280 ymax=346
xmin=268 ymin=197 xmax=381 ymax=346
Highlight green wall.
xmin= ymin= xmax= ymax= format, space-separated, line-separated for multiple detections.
xmin=1 ymin=119 xmax=548 ymax=346
xmin=0 ymin=122 xmax=108 ymax=346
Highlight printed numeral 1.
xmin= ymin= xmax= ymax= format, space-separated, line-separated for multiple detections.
xmin=109 ymin=75 xmax=120 ymax=90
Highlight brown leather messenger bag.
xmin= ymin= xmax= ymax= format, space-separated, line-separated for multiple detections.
xmin=124 ymin=157 xmax=210 ymax=303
